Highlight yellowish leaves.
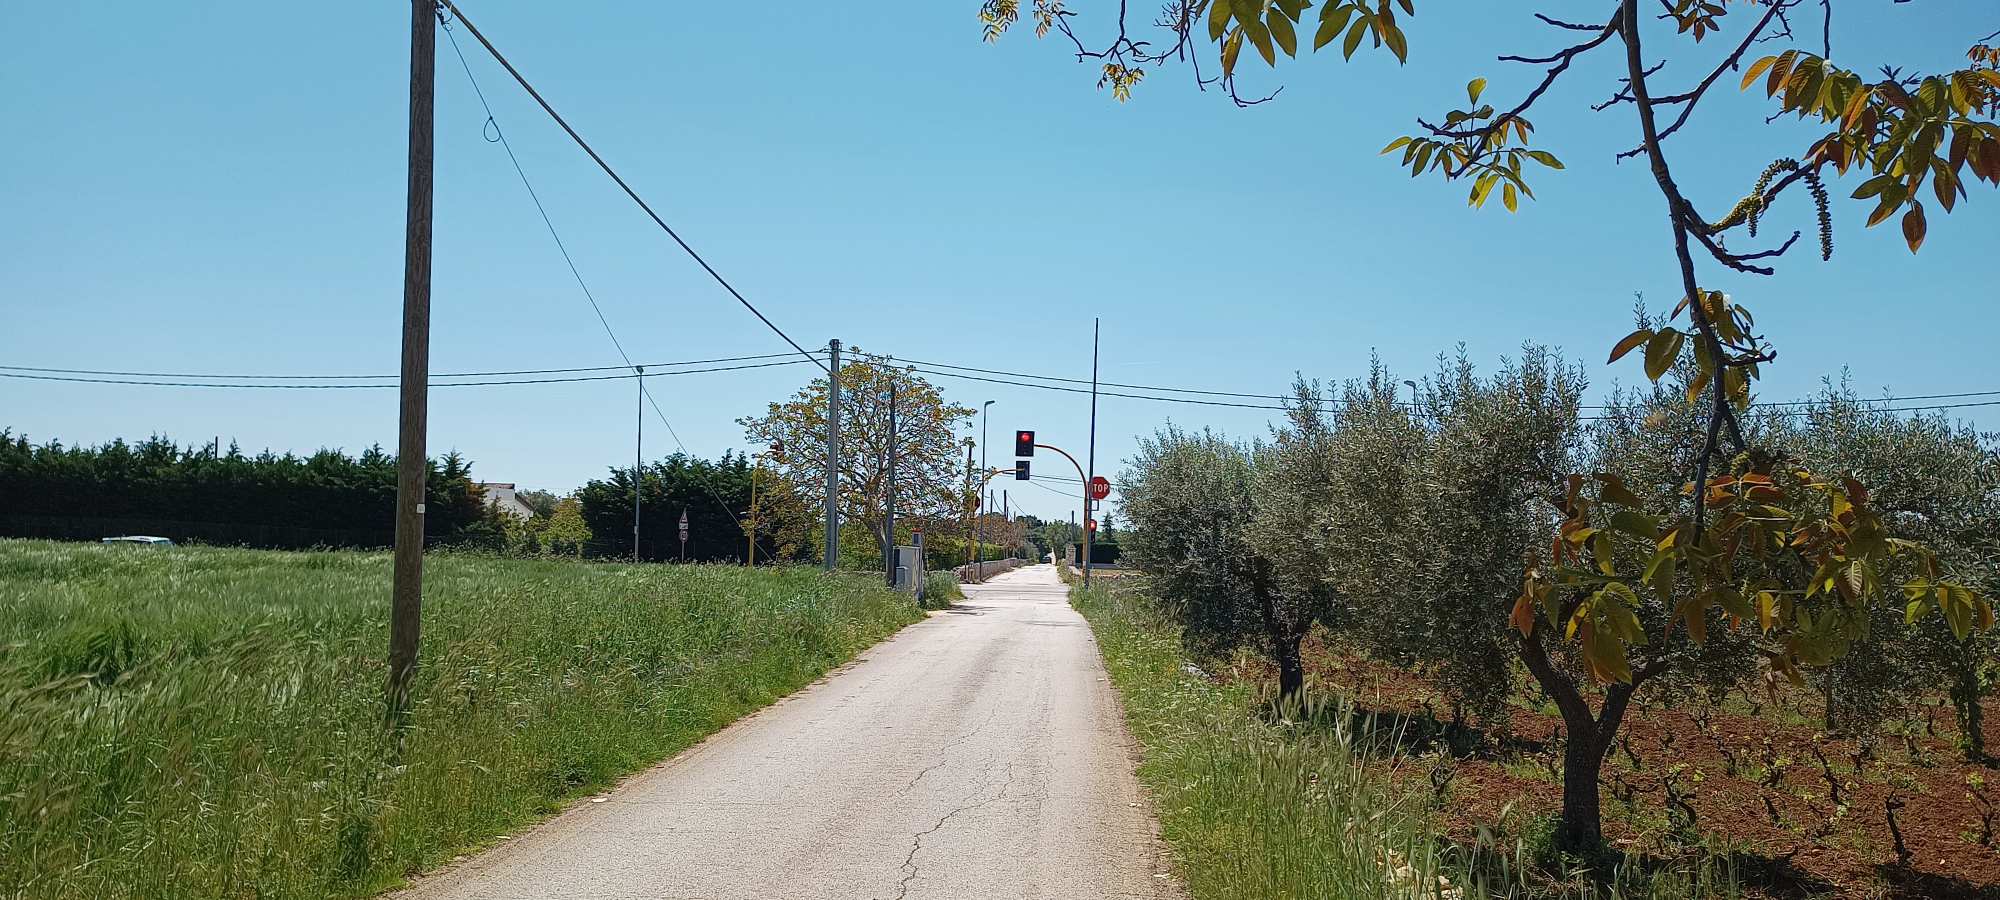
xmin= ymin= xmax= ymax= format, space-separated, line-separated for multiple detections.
xmin=1642 ymin=329 xmax=1685 ymax=381
xmin=1098 ymin=63 xmax=1144 ymax=102
xmin=1607 ymin=328 xmax=1653 ymax=365
xmin=1738 ymin=46 xmax=2000 ymax=255
xmin=1527 ymin=458 xmax=1996 ymax=688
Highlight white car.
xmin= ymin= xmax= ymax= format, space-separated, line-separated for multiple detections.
xmin=101 ymin=536 xmax=175 ymax=546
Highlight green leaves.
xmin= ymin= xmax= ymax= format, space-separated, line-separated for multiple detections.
xmin=1302 ymin=1 xmax=1410 ymax=64
xmin=1739 ymin=47 xmax=2000 ymax=256
xmin=1466 ymin=77 xmax=1485 ymax=105
xmin=1642 ymin=329 xmax=1686 ymax=381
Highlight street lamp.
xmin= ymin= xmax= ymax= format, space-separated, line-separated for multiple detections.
xmin=978 ymin=399 xmax=994 ymax=579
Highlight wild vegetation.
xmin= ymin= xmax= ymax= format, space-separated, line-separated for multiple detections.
xmin=0 ymin=540 xmax=921 ymax=900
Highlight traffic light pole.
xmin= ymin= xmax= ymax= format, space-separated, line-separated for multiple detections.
xmin=1029 ymin=442 xmax=1087 ymax=569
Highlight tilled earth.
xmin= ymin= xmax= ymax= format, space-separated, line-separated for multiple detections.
xmin=1235 ymin=633 xmax=2000 ymax=899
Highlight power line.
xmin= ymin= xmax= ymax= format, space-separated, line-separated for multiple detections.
xmin=0 ymin=359 xmax=812 ymax=390
xmin=442 ymin=14 xmax=634 ymax=368
xmin=440 ymin=13 xmax=765 ymax=531
xmin=0 ymin=352 xmax=802 ymax=382
xmin=435 ymin=0 xmax=828 ymax=374
xmin=881 ymin=353 xmax=2000 ymax=412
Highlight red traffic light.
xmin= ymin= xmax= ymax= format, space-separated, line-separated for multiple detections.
xmin=1014 ymin=430 xmax=1035 ymax=457
xmin=1085 ymin=518 xmax=1097 ymax=532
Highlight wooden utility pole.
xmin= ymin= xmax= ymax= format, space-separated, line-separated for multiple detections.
xmin=823 ymin=339 xmax=841 ymax=570
xmin=884 ymin=380 xmax=897 ymax=588
xmin=387 ymin=0 xmax=436 ymax=725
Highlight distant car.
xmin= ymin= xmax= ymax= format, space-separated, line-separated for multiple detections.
xmin=101 ymin=536 xmax=175 ymax=546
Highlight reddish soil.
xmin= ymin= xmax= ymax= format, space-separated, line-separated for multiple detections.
xmin=1240 ymin=633 xmax=2000 ymax=898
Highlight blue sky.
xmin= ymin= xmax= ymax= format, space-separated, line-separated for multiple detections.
xmin=3 ymin=1 xmax=1994 ymax=523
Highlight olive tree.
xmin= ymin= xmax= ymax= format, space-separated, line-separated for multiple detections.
xmin=985 ymin=0 xmax=1999 ymax=850
xmin=1120 ymin=426 xmax=1324 ymax=698
xmin=1780 ymin=384 xmax=2000 ymax=753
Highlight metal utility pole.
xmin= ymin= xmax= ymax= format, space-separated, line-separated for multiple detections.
xmin=823 ymin=339 xmax=842 ymax=570
xmin=1083 ymin=317 xmax=1099 ymax=588
xmin=633 ymin=366 xmax=643 ymax=563
xmin=884 ymin=380 xmax=897 ymax=588
xmin=977 ymin=399 xmax=993 ymax=579
xmin=961 ymin=439 xmax=975 ymax=570
xmin=747 ymin=457 xmax=758 ymax=567
xmin=387 ymin=0 xmax=435 ymax=725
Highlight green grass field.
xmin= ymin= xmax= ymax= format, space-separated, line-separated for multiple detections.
xmin=0 ymin=540 xmax=921 ymax=899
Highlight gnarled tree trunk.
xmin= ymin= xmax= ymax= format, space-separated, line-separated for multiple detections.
xmin=1519 ymin=632 xmax=1651 ymax=852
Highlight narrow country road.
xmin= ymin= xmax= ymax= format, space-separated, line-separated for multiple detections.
xmin=395 ymin=564 xmax=1181 ymax=900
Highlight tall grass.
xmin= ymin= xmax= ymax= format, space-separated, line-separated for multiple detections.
xmin=1074 ymin=580 xmax=1465 ymax=899
xmin=1072 ymin=580 xmax=1740 ymax=900
xmin=0 ymin=540 xmax=920 ymax=899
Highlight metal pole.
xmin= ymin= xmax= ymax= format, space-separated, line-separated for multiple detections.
xmin=633 ymin=366 xmax=643 ymax=563
xmin=962 ymin=439 xmax=975 ymax=571
xmin=885 ymin=380 xmax=897 ymax=588
xmin=747 ymin=458 xmax=757 ymax=567
xmin=1084 ymin=317 xmax=1099 ymax=588
xmin=823 ymin=339 xmax=841 ymax=570
xmin=387 ymin=0 xmax=435 ymax=726
xmin=978 ymin=399 xmax=992 ymax=579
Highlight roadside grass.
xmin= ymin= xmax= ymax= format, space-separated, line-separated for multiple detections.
xmin=1072 ymin=578 xmax=1744 ymax=900
xmin=1072 ymin=579 xmax=1467 ymax=899
xmin=922 ymin=571 xmax=964 ymax=608
xmin=0 ymin=539 xmax=921 ymax=900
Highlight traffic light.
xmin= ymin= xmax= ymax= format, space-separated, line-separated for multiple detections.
xmin=1014 ymin=430 xmax=1035 ymax=457
xmin=1015 ymin=461 xmax=1030 ymax=480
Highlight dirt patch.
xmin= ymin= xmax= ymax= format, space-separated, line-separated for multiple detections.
xmin=1231 ymin=634 xmax=2000 ymax=898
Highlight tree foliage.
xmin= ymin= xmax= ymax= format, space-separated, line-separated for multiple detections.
xmin=574 ymin=451 xmax=813 ymax=564
xmin=990 ymin=0 xmax=1999 ymax=850
xmin=0 ymin=429 xmax=503 ymax=548
xmin=739 ymin=353 xmax=976 ymax=559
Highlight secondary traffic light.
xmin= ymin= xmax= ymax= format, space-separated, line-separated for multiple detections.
xmin=1014 ymin=430 xmax=1035 ymax=457
xmin=1015 ymin=461 xmax=1030 ymax=480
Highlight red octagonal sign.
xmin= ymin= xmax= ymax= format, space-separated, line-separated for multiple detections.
xmin=1087 ymin=476 xmax=1111 ymax=501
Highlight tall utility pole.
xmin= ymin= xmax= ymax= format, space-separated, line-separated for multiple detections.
xmin=977 ymin=399 xmax=993 ymax=579
xmin=633 ymin=366 xmax=643 ymax=563
xmin=1083 ymin=317 xmax=1100 ymax=588
xmin=961 ymin=438 xmax=975 ymax=570
xmin=823 ymin=339 xmax=842 ymax=571
xmin=387 ymin=0 xmax=435 ymax=725
xmin=884 ymin=380 xmax=897 ymax=588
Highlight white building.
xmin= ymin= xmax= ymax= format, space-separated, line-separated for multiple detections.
xmin=478 ymin=482 xmax=536 ymax=520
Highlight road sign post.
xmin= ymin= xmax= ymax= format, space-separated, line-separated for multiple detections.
xmin=678 ymin=508 xmax=689 ymax=562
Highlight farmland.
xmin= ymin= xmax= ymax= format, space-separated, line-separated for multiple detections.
xmin=0 ymin=540 xmax=920 ymax=899
xmin=1080 ymin=574 xmax=2000 ymax=899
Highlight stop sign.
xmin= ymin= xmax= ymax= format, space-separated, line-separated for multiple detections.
xmin=1087 ymin=476 xmax=1110 ymax=501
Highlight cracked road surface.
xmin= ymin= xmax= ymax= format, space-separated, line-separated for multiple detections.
xmin=394 ymin=564 xmax=1182 ymax=900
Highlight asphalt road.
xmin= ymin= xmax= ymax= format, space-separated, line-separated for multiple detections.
xmin=395 ymin=564 xmax=1181 ymax=900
